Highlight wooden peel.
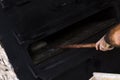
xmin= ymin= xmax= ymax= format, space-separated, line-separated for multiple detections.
xmin=58 ymin=43 xmax=96 ymax=48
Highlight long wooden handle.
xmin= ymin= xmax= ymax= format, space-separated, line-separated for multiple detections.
xmin=59 ymin=43 xmax=96 ymax=48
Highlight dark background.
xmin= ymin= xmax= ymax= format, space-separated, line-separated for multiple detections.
xmin=0 ymin=0 xmax=120 ymax=80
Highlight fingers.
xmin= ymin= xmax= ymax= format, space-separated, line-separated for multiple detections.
xmin=96 ymin=41 xmax=107 ymax=51
xmin=96 ymin=42 xmax=108 ymax=51
xmin=99 ymin=45 xmax=109 ymax=51
xmin=96 ymin=44 xmax=114 ymax=51
xmin=95 ymin=36 xmax=114 ymax=51
xmin=99 ymin=45 xmax=114 ymax=51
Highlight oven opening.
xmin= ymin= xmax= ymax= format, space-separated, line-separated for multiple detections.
xmin=28 ymin=7 xmax=117 ymax=65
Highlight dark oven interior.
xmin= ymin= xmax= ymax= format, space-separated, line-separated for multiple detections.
xmin=1 ymin=0 xmax=120 ymax=80
xmin=29 ymin=7 xmax=116 ymax=65
xmin=24 ymin=7 xmax=120 ymax=80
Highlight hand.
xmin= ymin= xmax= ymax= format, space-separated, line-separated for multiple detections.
xmin=96 ymin=35 xmax=114 ymax=51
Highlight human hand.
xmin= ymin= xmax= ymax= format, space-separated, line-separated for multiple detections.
xmin=96 ymin=35 xmax=114 ymax=51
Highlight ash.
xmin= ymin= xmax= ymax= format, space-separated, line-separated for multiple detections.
xmin=0 ymin=45 xmax=19 ymax=80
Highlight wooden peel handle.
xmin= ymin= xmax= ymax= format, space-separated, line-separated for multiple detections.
xmin=59 ymin=43 xmax=96 ymax=48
